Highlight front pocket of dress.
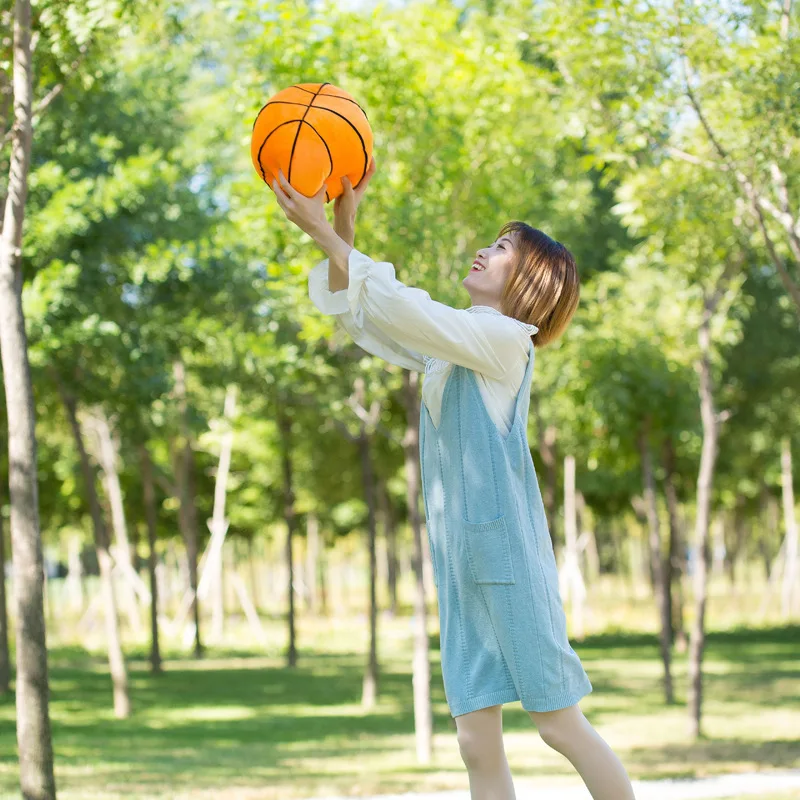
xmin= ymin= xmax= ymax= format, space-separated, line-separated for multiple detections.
xmin=462 ymin=514 xmax=515 ymax=585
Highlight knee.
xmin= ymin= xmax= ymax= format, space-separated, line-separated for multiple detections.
xmin=530 ymin=707 xmax=581 ymax=754
xmin=536 ymin=717 xmax=570 ymax=753
xmin=457 ymin=727 xmax=501 ymax=772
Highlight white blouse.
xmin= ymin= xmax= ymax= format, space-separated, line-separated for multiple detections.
xmin=307 ymin=247 xmax=539 ymax=438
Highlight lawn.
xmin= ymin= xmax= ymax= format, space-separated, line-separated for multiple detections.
xmin=753 ymin=796 xmax=800 ymax=799
xmin=0 ymin=614 xmax=798 ymax=800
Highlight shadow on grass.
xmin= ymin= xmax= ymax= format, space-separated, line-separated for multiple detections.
xmin=1 ymin=623 xmax=797 ymax=794
xmin=572 ymin=623 xmax=800 ymax=652
xmin=629 ymin=737 xmax=800 ymax=779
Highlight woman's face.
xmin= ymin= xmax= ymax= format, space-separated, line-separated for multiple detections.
xmin=463 ymin=231 xmax=517 ymax=310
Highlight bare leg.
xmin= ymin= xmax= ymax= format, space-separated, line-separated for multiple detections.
xmin=454 ymin=705 xmax=516 ymax=800
xmin=528 ymin=704 xmax=636 ymax=800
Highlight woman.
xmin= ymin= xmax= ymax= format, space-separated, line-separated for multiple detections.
xmin=271 ymin=161 xmax=636 ymax=800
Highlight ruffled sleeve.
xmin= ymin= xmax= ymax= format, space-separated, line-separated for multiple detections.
xmin=308 ymin=254 xmax=428 ymax=372
xmin=308 ymin=247 xmax=537 ymax=380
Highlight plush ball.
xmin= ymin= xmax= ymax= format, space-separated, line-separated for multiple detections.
xmin=251 ymin=82 xmax=373 ymax=203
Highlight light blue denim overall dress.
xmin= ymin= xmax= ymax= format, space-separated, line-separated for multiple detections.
xmin=419 ymin=339 xmax=593 ymax=717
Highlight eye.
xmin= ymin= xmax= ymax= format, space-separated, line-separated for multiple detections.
xmin=498 ymin=243 xmax=505 ymax=249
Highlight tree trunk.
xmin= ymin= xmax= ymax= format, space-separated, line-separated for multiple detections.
xmin=319 ymin=529 xmax=329 ymax=618
xmin=208 ymin=385 xmax=236 ymax=642
xmin=725 ymin=502 xmax=745 ymax=593
xmin=383 ymin=479 xmax=399 ymax=617
xmin=247 ymin=537 xmax=261 ymax=613
xmin=0 ymin=2 xmax=57 ymax=794
xmin=780 ymin=437 xmax=799 ymax=618
xmin=711 ymin=514 xmax=726 ymax=578
xmin=61 ymin=385 xmax=130 ymax=719
xmin=0 ymin=508 xmax=10 ymax=695
xmin=89 ymin=409 xmax=141 ymax=635
xmin=376 ymin=475 xmax=399 ymax=618
xmin=401 ymin=368 xmax=433 ymax=764
xmin=65 ymin=536 xmax=83 ymax=613
xmin=173 ymin=360 xmax=202 ymax=658
xmin=139 ymin=443 xmax=161 ymax=674
xmin=533 ymin=391 xmax=558 ymax=548
xmin=562 ymin=455 xmax=585 ymax=639
xmin=758 ymin=481 xmax=776 ymax=581
xmin=305 ymin=512 xmax=320 ymax=615
xmin=277 ymin=400 xmax=298 ymax=667
xmin=609 ymin=518 xmax=628 ymax=592
xmin=638 ymin=422 xmax=674 ymax=704
xmin=576 ymin=491 xmax=600 ymax=585
xmin=662 ymin=436 xmax=687 ymax=652
xmin=688 ymin=294 xmax=721 ymax=740
xmin=375 ymin=487 xmax=387 ymax=612
xmin=629 ymin=496 xmax=652 ymax=592
xmin=185 ymin=445 xmax=202 ymax=652
xmin=353 ymin=376 xmax=380 ymax=709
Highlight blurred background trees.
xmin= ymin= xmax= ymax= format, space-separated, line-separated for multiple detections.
xmin=1 ymin=0 xmax=798 ymax=796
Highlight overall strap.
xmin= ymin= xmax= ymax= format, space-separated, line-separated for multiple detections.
xmin=512 ymin=339 xmax=536 ymax=428
xmin=461 ymin=338 xmax=535 ymax=440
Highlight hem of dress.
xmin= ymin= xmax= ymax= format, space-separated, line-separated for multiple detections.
xmin=520 ymin=680 xmax=593 ymax=713
xmin=447 ymin=680 xmax=593 ymax=718
xmin=448 ymin=688 xmax=520 ymax=717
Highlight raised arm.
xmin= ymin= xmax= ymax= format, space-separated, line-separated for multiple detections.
xmin=271 ymin=163 xmax=535 ymax=377
xmin=308 ymin=254 xmax=428 ymax=372
xmin=309 ymin=164 xmax=428 ymax=373
xmin=309 ymin=247 xmax=536 ymax=380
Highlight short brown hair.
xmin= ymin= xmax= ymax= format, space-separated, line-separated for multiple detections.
xmin=498 ymin=221 xmax=580 ymax=348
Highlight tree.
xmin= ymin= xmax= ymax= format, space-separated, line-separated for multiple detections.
xmin=0 ymin=1 xmax=56 ymax=795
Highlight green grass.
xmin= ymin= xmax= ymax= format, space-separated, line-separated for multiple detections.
xmin=0 ymin=617 xmax=798 ymax=800
xmin=748 ymin=795 xmax=800 ymax=800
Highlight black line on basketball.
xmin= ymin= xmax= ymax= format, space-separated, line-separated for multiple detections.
xmin=252 ymin=98 xmax=271 ymax=131
xmin=305 ymin=100 xmax=369 ymax=188
xmin=259 ymin=100 xmax=368 ymax=124
xmin=299 ymin=118 xmax=338 ymax=192
xmin=256 ymin=119 xmax=328 ymax=183
xmin=256 ymin=118 xmax=334 ymax=189
xmin=256 ymin=120 xmax=298 ymax=182
xmin=288 ymin=83 xmax=329 ymax=184
xmin=256 ymin=84 xmax=368 ymax=195
xmin=261 ymin=101 xmax=320 ymax=110
xmin=253 ymin=86 xmax=319 ymax=128
xmin=318 ymin=89 xmax=370 ymax=119
xmin=300 ymin=119 xmax=334 ymax=175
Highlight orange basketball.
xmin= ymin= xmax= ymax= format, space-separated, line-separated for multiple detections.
xmin=251 ymin=82 xmax=373 ymax=203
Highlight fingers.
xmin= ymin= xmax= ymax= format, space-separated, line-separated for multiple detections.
xmin=272 ymin=179 xmax=287 ymax=209
xmin=275 ymin=163 xmax=373 ymax=198
xmin=276 ymin=169 xmax=298 ymax=199
xmin=276 ymin=169 xmax=311 ymax=205
xmin=271 ymin=173 xmax=298 ymax=224
xmin=275 ymin=169 xmax=327 ymax=203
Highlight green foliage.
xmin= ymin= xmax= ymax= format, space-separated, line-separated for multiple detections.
xmin=1 ymin=0 xmax=797 ymax=568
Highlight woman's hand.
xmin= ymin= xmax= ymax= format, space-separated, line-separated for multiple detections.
xmin=272 ymin=169 xmax=330 ymax=240
xmin=334 ymin=155 xmax=377 ymax=228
